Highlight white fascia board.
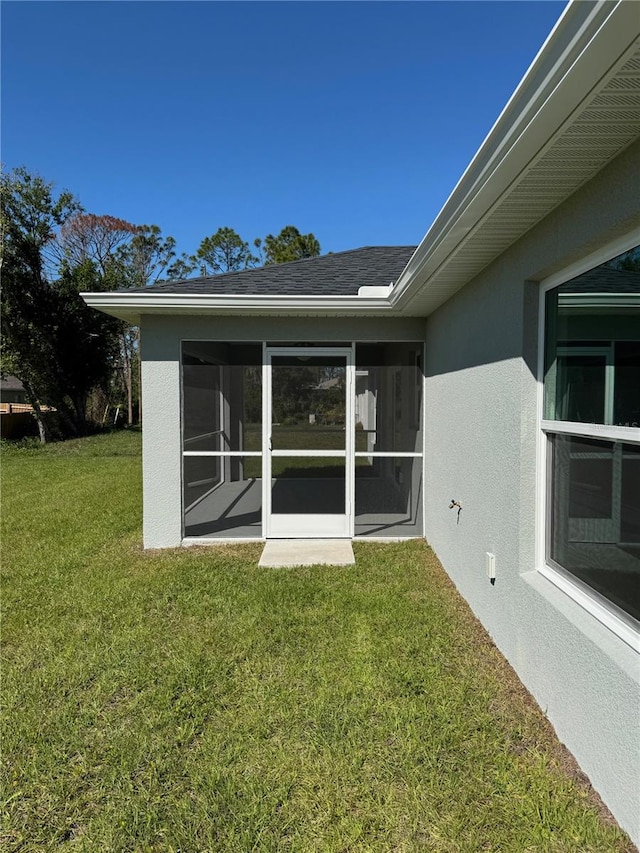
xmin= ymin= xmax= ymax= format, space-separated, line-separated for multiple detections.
xmin=390 ymin=0 xmax=639 ymax=310
xmin=81 ymin=291 xmax=396 ymax=323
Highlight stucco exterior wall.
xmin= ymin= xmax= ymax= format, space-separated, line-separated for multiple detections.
xmin=140 ymin=315 xmax=426 ymax=549
xmin=423 ymin=140 xmax=640 ymax=843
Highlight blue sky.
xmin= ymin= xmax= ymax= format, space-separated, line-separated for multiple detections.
xmin=2 ymin=1 xmax=565 ymax=259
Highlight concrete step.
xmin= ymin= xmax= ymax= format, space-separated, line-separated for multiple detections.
xmin=259 ymin=539 xmax=355 ymax=568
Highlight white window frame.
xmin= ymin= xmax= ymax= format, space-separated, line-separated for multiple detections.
xmin=536 ymin=229 xmax=640 ymax=653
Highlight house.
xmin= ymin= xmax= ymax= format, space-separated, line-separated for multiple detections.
xmin=83 ymin=1 xmax=640 ymax=844
xmin=0 ymin=375 xmax=39 ymax=439
xmin=0 ymin=375 xmax=28 ymax=405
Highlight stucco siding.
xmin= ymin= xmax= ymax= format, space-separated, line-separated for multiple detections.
xmin=140 ymin=328 xmax=182 ymax=549
xmin=423 ymin=141 xmax=640 ymax=843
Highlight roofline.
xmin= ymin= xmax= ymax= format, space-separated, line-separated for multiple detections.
xmin=82 ymin=292 xmax=398 ymax=323
xmin=118 ymin=245 xmax=417 ymax=293
xmin=82 ymin=2 xmax=638 ymax=324
xmin=389 ymin=0 xmax=639 ymax=310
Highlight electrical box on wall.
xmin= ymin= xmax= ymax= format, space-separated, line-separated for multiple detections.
xmin=486 ymin=552 xmax=496 ymax=580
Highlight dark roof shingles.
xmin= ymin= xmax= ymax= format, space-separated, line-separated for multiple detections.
xmin=123 ymin=246 xmax=416 ymax=297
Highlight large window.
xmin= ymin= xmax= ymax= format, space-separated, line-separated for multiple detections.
xmin=542 ymin=245 xmax=640 ymax=629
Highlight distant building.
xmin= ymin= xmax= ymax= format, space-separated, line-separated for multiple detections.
xmin=0 ymin=375 xmax=28 ymax=405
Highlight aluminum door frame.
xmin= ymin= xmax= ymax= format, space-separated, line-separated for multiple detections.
xmin=263 ymin=345 xmax=355 ymax=538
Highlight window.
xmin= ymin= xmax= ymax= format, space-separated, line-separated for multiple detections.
xmin=542 ymin=245 xmax=640 ymax=631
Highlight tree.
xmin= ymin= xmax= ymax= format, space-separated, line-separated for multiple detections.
xmin=57 ymin=213 xmax=137 ymax=274
xmin=46 ymin=260 xmax=123 ymax=433
xmin=56 ymin=213 xmax=138 ymax=425
xmin=115 ymin=224 xmax=176 ymax=288
xmin=605 ymin=246 xmax=640 ymax=272
xmin=56 ymin=213 xmax=179 ymax=425
xmin=166 ymin=253 xmax=197 ymax=281
xmin=262 ymin=225 xmax=320 ymax=265
xmin=192 ymin=227 xmax=258 ymax=275
xmin=1 ymin=168 xmax=121 ymax=441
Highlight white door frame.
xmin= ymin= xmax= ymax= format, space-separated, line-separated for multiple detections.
xmin=263 ymin=345 xmax=354 ymax=538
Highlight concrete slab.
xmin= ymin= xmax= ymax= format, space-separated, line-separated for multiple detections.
xmin=259 ymin=539 xmax=355 ymax=568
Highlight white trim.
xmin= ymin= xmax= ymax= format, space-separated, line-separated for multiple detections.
xmin=269 ymin=514 xmax=350 ymax=539
xmin=271 ymin=449 xmax=347 ymax=458
xmin=354 ymin=452 xmax=423 ymax=458
xmin=82 ymin=292 xmax=397 ymax=324
xmin=184 ymin=451 xmax=263 ymax=457
xmin=540 ymin=229 xmax=640 ymax=293
xmin=535 ymin=230 xmax=640 ymax=650
xmin=538 ymin=563 xmax=640 ymax=653
xmin=84 ymin=294 xmax=394 ymax=308
xmin=541 ymin=421 xmax=640 ymax=443
xmin=350 ymin=341 xmax=357 ymax=538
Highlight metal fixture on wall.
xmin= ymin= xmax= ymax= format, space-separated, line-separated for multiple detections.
xmin=449 ymin=499 xmax=462 ymax=524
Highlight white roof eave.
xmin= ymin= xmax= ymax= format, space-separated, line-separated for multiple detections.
xmin=81 ymin=292 xmax=398 ymax=324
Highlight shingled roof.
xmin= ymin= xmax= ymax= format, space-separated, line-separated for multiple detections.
xmin=123 ymin=246 xmax=416 ymax=297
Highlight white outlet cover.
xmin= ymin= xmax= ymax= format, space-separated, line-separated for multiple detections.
xmin=486 ymin=552 xmax=496 ymax=579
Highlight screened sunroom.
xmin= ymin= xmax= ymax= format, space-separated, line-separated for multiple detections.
xmin=182 ymin=340 xmax=424 ymax=541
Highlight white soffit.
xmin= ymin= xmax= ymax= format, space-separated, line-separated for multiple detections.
xmin=392 ymin=1 xmax=640 ymax=318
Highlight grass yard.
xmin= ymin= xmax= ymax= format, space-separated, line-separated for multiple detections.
xmin=1 ymin=431 xmax=634 ymax=852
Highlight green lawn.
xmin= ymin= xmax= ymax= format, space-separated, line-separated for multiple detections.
xmin=1 ymin=431 xmax=633 ymax=852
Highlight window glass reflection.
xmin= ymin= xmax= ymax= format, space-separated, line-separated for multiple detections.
xmin=544 ymin=247 xmax=640 ymax=425
xmin=549 ymin=436 xmax=640 ymax=622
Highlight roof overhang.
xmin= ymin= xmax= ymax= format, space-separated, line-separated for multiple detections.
xmin=81 ymin=292 xmax=400 ymax=324
xmin=389 ymin=0 xmax=640 ymax=316
xmin=83 ymin=1 xmax=639 ymax=326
